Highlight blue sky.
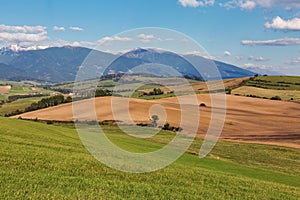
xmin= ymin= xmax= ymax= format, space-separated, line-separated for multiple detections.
xmin=0 ymin=0 xmax=300 ymax=75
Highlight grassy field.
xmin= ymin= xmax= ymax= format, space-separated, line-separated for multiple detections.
xmin=231 ymin=76 xmax=300 ymax=101
xmin=246 ymin=76 xmax=300 ymax=90
xmin=0 ymin=96 xmax=46 ymax=116
xmin=0 ymin=117 xmax=299 ymax=199
xmin=232 ymin=86 xmax=300 ymax=101
xmin=0 ymin=83 xmax=57 ymax=116
xmin=0 ymin=85 xmax=53 ymax=101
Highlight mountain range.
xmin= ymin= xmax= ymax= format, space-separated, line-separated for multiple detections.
xmin=0 ymin=46 xmax=255 ymax=83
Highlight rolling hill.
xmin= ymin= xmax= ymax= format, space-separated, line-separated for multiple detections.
xmin=0 ymin=117 xmax=299 ymax=199
xmin=14 ymin=94 xmax=300 ymax=148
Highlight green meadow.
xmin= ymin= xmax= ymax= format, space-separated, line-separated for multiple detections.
xmin=0 ymin=117 xmax=299 ymax=199
xmin=0 ymin=97 xmax=46 ymax=116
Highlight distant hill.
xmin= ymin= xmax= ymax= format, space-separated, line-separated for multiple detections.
xmin=0 ymin=46 xmax=254 ymax=83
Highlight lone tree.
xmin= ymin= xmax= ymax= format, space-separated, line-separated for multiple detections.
xmin=150 ymin=115 xmax=159 ymax=127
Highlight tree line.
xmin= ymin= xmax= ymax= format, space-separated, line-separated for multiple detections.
xmin=4 ymin=89 xmax=112 ymax=117
xmin=4 ymin=95 xmax=72 ymax=117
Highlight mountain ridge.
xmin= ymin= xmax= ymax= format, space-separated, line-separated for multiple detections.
xmin=0 ymin=46 xmax=255 ymax=83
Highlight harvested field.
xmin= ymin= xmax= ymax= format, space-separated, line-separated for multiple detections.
xmin=13 ymin=94 xmax=300 ymax=148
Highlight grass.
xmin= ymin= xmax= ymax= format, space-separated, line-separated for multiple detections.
xmin=246 ymin=76 xmax=300 ymax=90
xmin=232 ymin=86 xmax=300 ymax=101
xmin=0 ymin=97 xmax=46 ymax=116
xmin=0 ymin=83 xmax=56 ymax=116
xmin=0 ymin=117 xmax=299 ymax=199
xmin=0 ymin=85 xmax=53 ymax=101
xmin=230 ymin=76 xmax=300 ymax=101
xmin=129 ymin=91 xmax=176 ymax=99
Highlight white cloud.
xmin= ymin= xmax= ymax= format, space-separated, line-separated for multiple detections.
xmin=186 ymin=51 xmax=214 ymax=58
xmin=240 ymin=0 xmax=256 ymax=10
xmin=97 ymin=36 xmax=132 ymax=45
xmin=241 ymin=38 xmax=300 ymax=46
xmin=223 ymin=51 xmax=232 ymax=56
xmin=243 ymin=63 xmax=275 ymax=70
xmin=178 ymin=0 xmax=215 ymax=7
xmin=69 ymin=26 xmax=84 ymax=31
xmin=0 ymin=32 xmax=47 ymax=43
xmin=286 ymin=57 xmax=300 ymax=65
xmin=4 ymin=44 xmax=49 ymax=52
xmin=220 ymin=0 xmax=256 ymax=10
xmin=0 ymin=24 xmax=45 ymax=33
xmin=265 ymin=16 xmax=300 ymax=31
xmin=221 ymin=0 xmax=300 ymax=11
xmin=235 ymin=55 xmax=244 ymax=60
xmin=182 ymin=51 xmax=217 ymax=59
xmin=49 ymin=36 xmax=133 ymax=48
xmin=248 ymin=55 xmax=269 ymax=61
xmin=53 ymin=26 xmax=65 ymax=31
xmin=138 ymin=34 xmax=155 ymax=43
xmin=244 ymin=63 xmax=256 ymax=68
xmin=0 ymin=24 xmax=47 ymax=46
xmin=185 ymin=50 xmax=203 ymax=56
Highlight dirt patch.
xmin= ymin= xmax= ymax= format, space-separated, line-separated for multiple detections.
xmin=31 ymin=87 xmax=41 ymax=91
xmin=0 ymin=86 xmax=11 ymax=95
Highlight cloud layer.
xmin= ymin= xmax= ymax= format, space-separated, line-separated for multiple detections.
xmin=179 ymin=0 xmax=300 ymax=10
xmin=0 ymin=24 xmax=47 ymax=46
xmin=53 ymin=26 xmax=65 ymax=31
xmin=241 ymin=38 xmax=300 ymax=46
xmin=265 ymin=16 xmax=300 ymax=31
xmin=178 ymin=0 xmax=215 ymax=7
xmin=69 ymin=26 xmax=84 ymax=31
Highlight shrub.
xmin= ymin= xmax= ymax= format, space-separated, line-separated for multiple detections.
xmin=146 ymin=88 xmax=164 ymax=96
xmin=149 ymin=115 xmax=159 ymax=127
xmin=271 ymin=96 xmax=281 ymax=100
xmin=46 ymin=121 xmax=53 ymax=125
xmin=162 ymin=122 xmax=183 ymax=132
xmin=162 ymin=122 xmax=170 ymax=130
xmin=225 ymin=89 xmax=232 ymax=94
xmin=136 ymin=123 xmax=148 ymax=127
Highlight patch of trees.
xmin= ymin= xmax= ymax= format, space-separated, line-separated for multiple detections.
xmin=7 ymin=93 xmax=48 ymax=102
xmin=160 ymin=122 xmax=183 ymax=132
xmin=244 ymin=94 xmax=282 ymax=101
xmin=0 ymin=100 xmax=5 ymax=106
xmin=246 ymin=94 xmax=268 ymax=99
xmin=5 ymin=95 xmax=72 ymax=117
xmin=183 ymin=75 xmax=203 ymax=81
xmin=136 ymin=115 xmax=183 ymax=132
xmin=50 ymin=88 xmax=72 ymax=94
xmin=270 ymin=96 xmax=282 ymax=101
xmin=5 ymin=88 xmax=114 ymax=117
xmin=143 ymin=88 xmax=164 ymax=96
xmin=95 ymin=89 xmax=112 ymax=97
xmin=25 ymin=95 xmax=65 ymax=112
xmin=225 ymin=89 xmax=232 ymax=94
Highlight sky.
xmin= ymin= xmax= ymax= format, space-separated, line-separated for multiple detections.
xmin=0 ymin=0 xmax=300 ymax=75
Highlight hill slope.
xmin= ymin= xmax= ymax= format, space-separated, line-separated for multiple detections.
xmin=0 ymin=117 xmax=299 ymax=199
xmin=14 ymin=94 xmax=300 ymax=148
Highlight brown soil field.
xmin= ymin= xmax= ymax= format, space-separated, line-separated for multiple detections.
xmin=0 ymin=86 xmax=11 ymax=94
xmin=13 ymin=94 xmax=300 ymax=148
